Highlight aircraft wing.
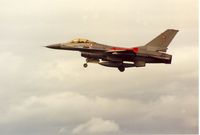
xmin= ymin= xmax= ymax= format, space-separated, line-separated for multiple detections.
xmin=76 ymin=48 xmax=106 ymax=52
xmin=105 ymin=49 xmax=136 ymax=56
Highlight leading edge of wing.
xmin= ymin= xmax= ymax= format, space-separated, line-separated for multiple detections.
xmin=105 ymin=47 xmax=138 ymax=55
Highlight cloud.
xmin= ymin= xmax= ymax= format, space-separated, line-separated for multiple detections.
xmin=0 ymin=90 xmax=197 ymax=134
xmin=0 ymin=40 xmax=197 ymax=135
xmin=0 ymin=52 xmax=23 ymax=73
xmin=72 ymin=117 xmax=120 ymax=134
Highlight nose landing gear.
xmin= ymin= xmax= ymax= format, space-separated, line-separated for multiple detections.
xmin=83 ymin=63 xmax=88 ymax=68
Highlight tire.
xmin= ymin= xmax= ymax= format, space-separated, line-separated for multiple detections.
xmin=118 ymin=66 xmax=125 ymax=72
xmin=83 ymin=63 xmax=88 ymax=68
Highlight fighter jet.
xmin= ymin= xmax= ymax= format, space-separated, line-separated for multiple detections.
xmin=46 ymin=29 xmax=178 ymax=72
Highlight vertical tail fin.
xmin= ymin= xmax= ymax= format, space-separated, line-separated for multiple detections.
xmin=145 ymin=29 xmax=179 ymax=52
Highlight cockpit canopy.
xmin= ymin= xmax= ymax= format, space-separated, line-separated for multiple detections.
xmin=69 ymin=38 xmax=94 ymax=43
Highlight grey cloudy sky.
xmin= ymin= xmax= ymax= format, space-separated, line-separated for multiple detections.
xmin=0 ymin=0 xmax=198 ymax=135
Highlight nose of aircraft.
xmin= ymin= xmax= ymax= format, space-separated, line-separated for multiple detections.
xmin=46 ymin=44 xmax=61 ymax=49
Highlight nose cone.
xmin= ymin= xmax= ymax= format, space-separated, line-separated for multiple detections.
xmin=46 ymin=44 xmax=61 ymax=49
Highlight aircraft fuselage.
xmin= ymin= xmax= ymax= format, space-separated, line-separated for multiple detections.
xmin=46 ymin=29 xmax=178 ymax=72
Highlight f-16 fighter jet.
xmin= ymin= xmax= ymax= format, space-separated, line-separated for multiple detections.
xmin=46 ymin=29 xmax=178 ymax=72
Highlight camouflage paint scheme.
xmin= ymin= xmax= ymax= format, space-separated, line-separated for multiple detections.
xmin=46 ymin=29 xmax=178 ymax=72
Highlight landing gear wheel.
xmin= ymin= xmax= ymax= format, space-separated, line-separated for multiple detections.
xmin=83 ymin=63 xmax=88 ymax=68
xmin=118 ymin=66 xmax=125 ymax=72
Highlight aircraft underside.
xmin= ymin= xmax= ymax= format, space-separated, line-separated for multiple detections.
xmin=82 ymin=54 xmax=171 ymax=72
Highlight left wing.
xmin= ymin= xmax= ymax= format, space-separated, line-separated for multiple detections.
xmin=105 ymin=47 xmax=138 ymax=56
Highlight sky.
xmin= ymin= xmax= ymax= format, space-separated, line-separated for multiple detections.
xmin=0 ymin=0 xmax=198 ymax=135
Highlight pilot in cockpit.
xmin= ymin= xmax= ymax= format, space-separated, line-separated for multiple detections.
xmin=70 ymin=38 xmax=93 ymax=43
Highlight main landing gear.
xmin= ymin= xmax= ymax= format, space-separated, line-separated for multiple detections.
xmin=118 ymin=66 xmax=125 ymax=72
